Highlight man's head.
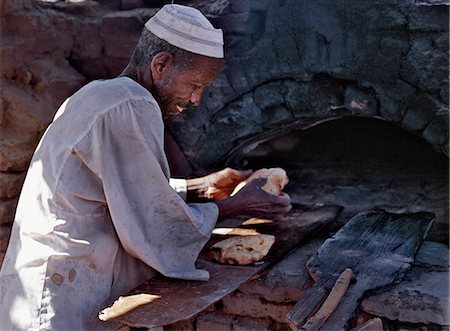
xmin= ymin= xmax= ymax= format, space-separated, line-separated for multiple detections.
xmin=125 ymin=4 xmax=224 ymax=118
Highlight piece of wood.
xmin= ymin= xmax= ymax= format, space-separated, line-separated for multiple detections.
xmin=288 ymin=210 xmax=435 ymax=330
xmin=102 ymin=204 xmax=342 ymax=328
xmin=301 ymin=268 xmax=354 ymax=331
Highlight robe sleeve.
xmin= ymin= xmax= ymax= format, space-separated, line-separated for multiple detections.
xmin=74 ymin=99 xmax=218 ymax=281
xmin=169 ymin=178 xmax=187 ymax=200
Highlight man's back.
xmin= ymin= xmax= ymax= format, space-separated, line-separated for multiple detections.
xmin=0 ymin=77 xmax=164 ymax=330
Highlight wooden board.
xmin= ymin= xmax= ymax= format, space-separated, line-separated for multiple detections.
xmin=102 ymin=204 xmax=342 ymax=328
xmin=288 ymin=210 xmax=435 ymax=330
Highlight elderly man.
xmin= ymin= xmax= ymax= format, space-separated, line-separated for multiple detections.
xmin=0 ymin=4 xmax=291 ymax=330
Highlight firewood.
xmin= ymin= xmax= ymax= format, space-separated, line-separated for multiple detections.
xmin=301 ymin=268 xmax=355 ymax=331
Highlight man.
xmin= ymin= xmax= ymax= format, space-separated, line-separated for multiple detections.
xmin=0 ymin=4 xmax=291 ymax=330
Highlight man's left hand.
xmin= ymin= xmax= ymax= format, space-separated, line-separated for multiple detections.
xmin=187 ymin=168 xmax=253 ymax=201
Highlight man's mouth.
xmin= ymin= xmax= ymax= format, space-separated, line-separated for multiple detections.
xmin=175 ymin=104 xmax=186 ymax=113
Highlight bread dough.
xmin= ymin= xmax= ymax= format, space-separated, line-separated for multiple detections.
xmin=211 ymin=234 xmax=275 ymax=265
xmin=231 ymin=168 xmax=289 ymax=196
xmin=98 ymin=293 xmax=161 ymax=321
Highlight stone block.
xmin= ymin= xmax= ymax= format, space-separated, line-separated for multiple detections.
xmin=0 ymin=132 xmax=37 ymax=172
xmin=1 ymin=84 xmax=54 ymax=134
xmin=406 ymin=4 xmax=449 ymax=31
xmin=23 ymin=57 xmax=85 ymax=109
xmin=71 ymin=20 xmax=103 ymax=61
xmin=360 ymin=241 xmax=449 ymax=326
xmin=200 ymin=73 xmax=236 ymax=113
xmin=344 ymin=86 xmax=378 ymax=116
xmin=164 ymin=318 xmax=195 ymax=331
xmin=0 ymin=198 xmax=17 ymax=226
xmin=210 ymin=12 xmax=249 ymax=34
xmin=366 ymin=7 xmax=407 ymax=30
xmin=422 ymin=111 xmax=449 ymax=146
xmin=238 ymin=238 xmax=324 ymax=303
xmin=226 ymin=61 xmax=251 ymax=93
xmin=285 ymin=80 xmax=337 ymax=118
xmin=261 ymin=106 xmax=293 ymax=127
xmin=401 ymin=35 xmax=448 ymax=92
xmin=196 ymin=311 xmax=233 ymax=331
xmin=101 ymin=9 xmax=156 ymax=59
xmin=0 ymin=172 xmax=25 ymax=199
xmin=0 ymin=0 xmax=30 ymax=16
xmin=402 ymin=94 xmax=441 ymax=131
xmin=415 ymin=241 xmax=449 ymax=268
xmin=253 ymin=82 xmax=285 ymax=110
xmin=229 ymin=0 xmax=249 ymax=13
xmin=222 ymin=291 xmax=293 ymax=324
xmin=232 ymin=316 xmax=271 ymax=331
xmin=195 ymin=94 xmax=263 ymax=166
xmin=373 ymin=81 xmax=416 ymax=122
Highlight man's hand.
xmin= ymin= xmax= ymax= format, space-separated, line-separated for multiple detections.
xmin=187 ymin=168 xmax=253 ymax=201
xmin=214 ymin=177 xmax=292 ymax=221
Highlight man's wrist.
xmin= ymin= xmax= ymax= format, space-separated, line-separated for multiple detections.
xmin=214 ymin=196 xmax=245 ymax=221
xmin=186 ymin=176 xmax=208 ymax=201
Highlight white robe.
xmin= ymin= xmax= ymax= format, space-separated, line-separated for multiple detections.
xmin=0 ymin=77 xmax=219 ymax=330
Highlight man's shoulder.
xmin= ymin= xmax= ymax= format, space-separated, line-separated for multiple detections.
xmin=81 ymin=77 xmax=156 ymax=105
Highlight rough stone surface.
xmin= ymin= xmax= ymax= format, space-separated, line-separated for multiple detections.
xmin=169 ymin=0 xmax=449 ymax=167
xmin=196 ymin=311 xmax=234 ymax=331
xmin=360 ymin=241 xmax=449 ymax=326
xmin=196 ymin=311 xmax=272 ymax=331
xmin=0 ymin=225 xmax=12 ymax=252
xmin=0 ymin=172 xmax=25 ymax=198
xmin=238 ymin=238 xmax=325 ymax=303
xmin=222 ymin=291 xmax=293 ymax=324
xmin=0 ymin=198 xmax=17 ymax=226
xmin=402 ymin=94 xmax=445 ymax=131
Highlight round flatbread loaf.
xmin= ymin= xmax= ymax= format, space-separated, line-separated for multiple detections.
xmin=211 ymin=234 xmax=275 ymax=265
xmin=231 ymin=168 xmax=289 ymax=196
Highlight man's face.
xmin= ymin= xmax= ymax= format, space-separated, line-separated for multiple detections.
xmin=151 ymin=54 xmax=223 ymax=118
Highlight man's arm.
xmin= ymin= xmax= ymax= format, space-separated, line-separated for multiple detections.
xmin=184 ymin=168 xmax=292 ymax=221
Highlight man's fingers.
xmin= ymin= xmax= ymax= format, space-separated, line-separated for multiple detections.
xmin=271 ymin=192 xmax=291 ymax=206
xmin=252 ymin=176 xmax=268 ymax=187
xmin=229 ymin=168 xmax=253 ymax=180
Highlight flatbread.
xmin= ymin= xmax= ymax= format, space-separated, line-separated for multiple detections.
xmin=211 ymin=234 xmax=276 ymax=265
xmin=231 ymin=168 xmax=289 ymax=196
xmin=98 ymin=293 xmax=161 ymax=321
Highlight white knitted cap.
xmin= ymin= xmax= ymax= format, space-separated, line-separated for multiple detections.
xmin=145 ymin=4 xmax=224 ymax=58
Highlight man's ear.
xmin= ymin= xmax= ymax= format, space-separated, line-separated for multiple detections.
xmin=151 ymin=52 xmax=173 ymax=80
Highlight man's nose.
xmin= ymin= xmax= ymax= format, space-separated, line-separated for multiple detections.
xmin=190 ymin=88 xmax=203 ymax=106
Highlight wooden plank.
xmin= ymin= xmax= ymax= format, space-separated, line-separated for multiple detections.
xmin=102 ymin=204 xmax=342 ymax=328
xmin=288 ymin=210 xmax=435 ymax=330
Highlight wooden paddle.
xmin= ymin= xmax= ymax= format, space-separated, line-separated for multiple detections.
xmin=288 ymin=210 xmax=435 ymax=330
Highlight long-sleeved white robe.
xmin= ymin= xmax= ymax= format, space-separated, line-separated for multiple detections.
xmin=0 ymin=77 xmax=219 ymax=330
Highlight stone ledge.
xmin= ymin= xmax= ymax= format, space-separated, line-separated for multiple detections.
xmin=361 ymin=241 xmax=449 ymax=326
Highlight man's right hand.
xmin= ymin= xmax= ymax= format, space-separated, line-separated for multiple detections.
xmin=214 ymin=177 xmax=292 ymax=221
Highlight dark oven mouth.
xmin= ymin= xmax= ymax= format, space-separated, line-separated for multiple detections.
xmin=226 ymin=116 xmax=449 ymax=243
